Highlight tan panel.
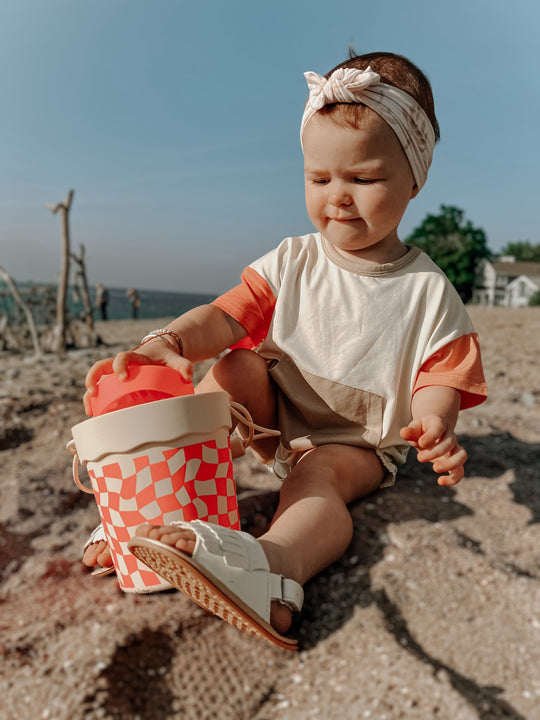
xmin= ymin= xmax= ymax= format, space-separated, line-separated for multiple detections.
xmin=268 ymin=356 xmax=383 ymax=450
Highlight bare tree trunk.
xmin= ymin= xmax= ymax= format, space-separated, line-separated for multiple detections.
xmin=47 ymin=190 xmax=74 ymax=354
xmin=0 ymin=313 xmax=22 ymax=351
xmin=0 ymin=265 xmax=42 ymax=357
xmin=71 ymin=243 xmax=94 ymax=329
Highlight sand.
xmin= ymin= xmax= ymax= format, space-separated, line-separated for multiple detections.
xmin=1 ymin=306 xmax=539 ymax=720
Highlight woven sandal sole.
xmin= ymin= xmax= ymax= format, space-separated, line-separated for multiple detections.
xmin=129 ymin=537 xmax=298 ymax=651
xmin=90 ymin=565 xmax=116 ymax=577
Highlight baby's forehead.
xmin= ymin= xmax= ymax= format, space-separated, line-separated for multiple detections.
xmin=305 ymin=110 xmax=399 ymax=147
xmin=303 ymin=112 xmax=409 ymax=169
xmin=310 ymin=105 xmax=392 ymax=136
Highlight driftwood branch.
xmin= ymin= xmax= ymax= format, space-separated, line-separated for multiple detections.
xmin=0 ymin=266 xmax=42 ymax=357
xmin=47 ymin=189 xmax=74 ymax=354
xmin=0 ymin=313 xmax=23 ymax=351
xmin=70 ymin=243 xmax=94 ymax=329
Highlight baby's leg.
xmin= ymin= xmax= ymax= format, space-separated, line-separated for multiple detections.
xmin=135 ymin=443 xmax=383 ymax=632
xmin=83 ymin=349 xmax=277 ymax=571
xmin=259 ymin=444 xmax=384 ymax=584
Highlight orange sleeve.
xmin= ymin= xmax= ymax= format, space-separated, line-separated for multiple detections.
xmin=212 ymin=266 xmax=276 ymax=347
xmin=413 ymin=333 xmax=487 ymax=409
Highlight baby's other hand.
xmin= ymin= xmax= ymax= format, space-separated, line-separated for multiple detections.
xmin=400 ymin=414 xmax=467 ymax=487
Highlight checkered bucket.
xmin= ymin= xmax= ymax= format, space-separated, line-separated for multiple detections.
xmin=68 ymin=391 xmax=239 ymax=593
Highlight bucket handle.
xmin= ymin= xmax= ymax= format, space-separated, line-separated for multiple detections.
xmin=66 ymin=440 xmax=95 ymax=495
xmin=229 ymin=401 xmax=281 ymax=451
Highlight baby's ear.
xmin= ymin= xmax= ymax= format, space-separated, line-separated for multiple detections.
xmin=410 ymin=183 xmax=420 ymax=199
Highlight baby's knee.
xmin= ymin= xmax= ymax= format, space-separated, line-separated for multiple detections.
xmin=221 ymin=347 xmax=265 ymax=368
xmin=214 ymin=348 xmax=269 ymax=383
xmin=295 ymin=444 xmax=384 ymax=500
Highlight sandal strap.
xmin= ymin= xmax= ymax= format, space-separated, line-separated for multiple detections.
xmin=170 ymin=520 xmax=304 ymax=617
xmin=84 ymin=523 xmax=106 ymax=550
xmin=269 ymin=574 xmax=304 ymax=613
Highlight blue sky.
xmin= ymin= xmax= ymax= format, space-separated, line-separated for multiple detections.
xmin=1 ymin=0 xmax=539 ymax=294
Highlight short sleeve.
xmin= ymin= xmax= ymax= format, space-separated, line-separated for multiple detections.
xmin=413 ymin=333 xmax=487 ymax=409
xmin=212 ymin=266 xmax=276 ymax=346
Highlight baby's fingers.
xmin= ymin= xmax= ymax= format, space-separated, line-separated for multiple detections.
xmin=111 ymin=350 xmax=154 ymax=379
xmin=437 ymin=466 xmax=465 ymax=486
xmin=434 ymin=445 xmax=468 ymax=486
xmin=415 ymin=415 xmax=447 ymax=450
xmin=432 ymin=445 xmax=468 ymax=473
xmin=159 ymin=352 xmax=194 ymax=382
xmin=84 ymin=356 xmax=115 ymax=395
xmin=417 ymin=435 xmax=457 ymax=463
xmin=399 ymin=420 xmax=423 ymax=447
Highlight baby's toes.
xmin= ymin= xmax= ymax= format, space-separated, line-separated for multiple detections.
xmin=96 ymin=545 xmax=113 ymax=567
xmin=135 ymin=523 xmax=196 ymax=556
xmin=83 ymin=540 xmax=113 ymax=568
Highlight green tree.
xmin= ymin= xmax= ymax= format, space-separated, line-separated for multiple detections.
xmin=406 ymin=205 xmax=491 ymax=302
xmin=500 ymin=240 xmax=540 ymax=262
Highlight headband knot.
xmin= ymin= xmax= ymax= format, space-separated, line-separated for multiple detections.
xmin=301 ymin=66 xmax=436 ymax=189
xmin=304 ymin=67 xmax=381 ymax=110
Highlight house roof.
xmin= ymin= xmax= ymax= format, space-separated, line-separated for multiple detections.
xmin=491 ymin=260 xmax=540 ymax=278
xmin=506 ymin=274 xmax=540 ymax=289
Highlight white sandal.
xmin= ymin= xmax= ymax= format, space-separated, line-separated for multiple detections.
xmin=128 ymin=519 xmax=304 ymax=650
xmin=83 ymin=524 xmax=115 ymax=577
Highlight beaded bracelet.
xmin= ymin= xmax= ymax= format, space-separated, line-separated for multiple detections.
xmin=137 ymin=329 xmax=184 ymax=356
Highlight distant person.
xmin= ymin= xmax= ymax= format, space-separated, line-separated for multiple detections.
xmin=126 ymin=288 xmax=140 ymax=319
xmin=82 ymin=52 xmax=487 ymax=649
xmin=95 ymin=283 xmax=109 ymax=321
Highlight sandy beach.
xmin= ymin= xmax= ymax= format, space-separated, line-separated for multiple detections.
xmin=1 ymin=306 xmax=539 ymax=719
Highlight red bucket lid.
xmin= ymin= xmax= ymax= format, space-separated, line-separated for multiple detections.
xmin=88 ymin=365 xmax=193 ymax=416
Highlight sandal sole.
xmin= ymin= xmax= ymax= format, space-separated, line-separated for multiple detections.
xmin=90 ymin=565 xmax=116 ymax=577
xmin=129 ymin=537 xmax=298 ymax=651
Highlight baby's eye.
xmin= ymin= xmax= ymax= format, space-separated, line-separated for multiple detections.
xmin=312 ymin=178 xmax=329 ymax=185
xmin=354 ymin=177 xmax=375 ymax=184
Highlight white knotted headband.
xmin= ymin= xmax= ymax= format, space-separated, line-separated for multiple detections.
xmin=300 ymin=67 xmax=436 ymax=189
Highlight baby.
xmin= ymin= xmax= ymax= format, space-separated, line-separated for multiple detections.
xmin=84 ymin=51 xmax=487 ymax=650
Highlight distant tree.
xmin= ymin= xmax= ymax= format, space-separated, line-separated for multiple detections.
xmin=529 ymin=291 xmax=540 ymax=307
xmin=499 ymin=240 xmax=540 ymax=262
xmin=406 ymin=205 xmax=491 ymax=302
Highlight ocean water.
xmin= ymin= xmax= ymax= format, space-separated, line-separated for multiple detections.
xmin=0 ymin=283 xmax=217 ymax=325
xmin=84 ymin=286 xmax=217 ymax=321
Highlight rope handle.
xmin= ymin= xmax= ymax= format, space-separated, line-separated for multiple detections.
xmin=66 ymin=440 xmax=95 ymax=495
xmin=68 ymin=400 xmax=280 ymax=494
xmin=229 ymin=400 xmax=280 ymax=452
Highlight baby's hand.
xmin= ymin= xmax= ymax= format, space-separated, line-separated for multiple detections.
xmin=400 ymin=414 xmax=467 ymax=486
xmin=83 ymin=341 xmax=193 ymax=415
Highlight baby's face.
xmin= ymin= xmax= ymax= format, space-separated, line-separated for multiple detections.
xmin=303 ymin=111 xmax=418 ymax=264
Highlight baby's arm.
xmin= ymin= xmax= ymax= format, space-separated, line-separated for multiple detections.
xmin=84 ymin=304 xmax=246 ymax=411
xmin=399 ymin=385 xmax=467 ymax=486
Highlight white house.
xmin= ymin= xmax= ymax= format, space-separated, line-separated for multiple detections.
xmin=505 ymin=275 xmax=540 ymax=307
xmin=473 ymin=257 xmax=540 ymax=306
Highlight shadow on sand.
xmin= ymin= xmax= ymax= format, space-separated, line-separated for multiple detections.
xmin=291 ymin=431 xmax=539 ymax=719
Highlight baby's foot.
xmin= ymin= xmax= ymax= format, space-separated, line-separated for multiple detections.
xmin=134 ymin=523 xmax=293 ymax=634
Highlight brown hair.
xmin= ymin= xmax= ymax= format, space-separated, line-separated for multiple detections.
xmin=319 ymin=51 xmax=440 ymax=142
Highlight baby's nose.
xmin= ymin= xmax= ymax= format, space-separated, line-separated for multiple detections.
xmin=329 ymin=187 xmax=352 ymax=206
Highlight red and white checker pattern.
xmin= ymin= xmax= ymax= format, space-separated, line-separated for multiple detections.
xmin=88 ymin=437 xmax=239 ymax=592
